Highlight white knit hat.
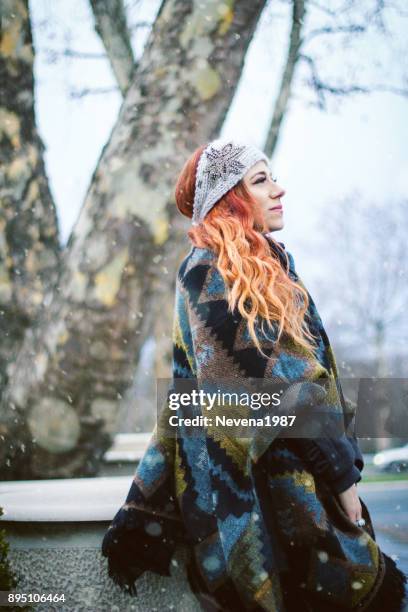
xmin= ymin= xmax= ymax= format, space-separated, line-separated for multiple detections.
xmin=192 ymin=138 xmax=270 ymax=226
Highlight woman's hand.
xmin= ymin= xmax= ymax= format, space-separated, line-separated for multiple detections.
xmin=338 ymin=483 xmax=363 ymax=522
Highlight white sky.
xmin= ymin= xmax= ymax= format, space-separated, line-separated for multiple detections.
xmin=30 ymin=0 xmax=408 ymax=348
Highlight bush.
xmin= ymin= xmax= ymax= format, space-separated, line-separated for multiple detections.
xmin=0 ymin=506 xmax=17 ymax=591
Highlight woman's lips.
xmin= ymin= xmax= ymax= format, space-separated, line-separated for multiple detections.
xmin=269 ymin=206 xmax=283 ymax=212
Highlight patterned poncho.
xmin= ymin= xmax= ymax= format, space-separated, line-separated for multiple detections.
xmin=102 ymin=236 xmax=407 ymax=611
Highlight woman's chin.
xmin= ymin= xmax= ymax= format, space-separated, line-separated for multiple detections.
xmin=254 ymin=218 xmax=284 ymax=233
xmin=267 ymin=219 xmax=284 ymax=232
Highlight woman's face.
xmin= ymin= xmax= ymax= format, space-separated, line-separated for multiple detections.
xmin=242 ymin=160 xmax=286 ymax=232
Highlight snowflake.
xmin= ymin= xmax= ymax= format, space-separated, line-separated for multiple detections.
xmin=204 ymin=142 xmax=246 ymax=187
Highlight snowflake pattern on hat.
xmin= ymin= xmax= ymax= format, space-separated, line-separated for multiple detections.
xmin=204 ymin=142 xmax=246 ymax=187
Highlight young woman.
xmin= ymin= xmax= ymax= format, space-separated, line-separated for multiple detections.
xmin=102 ymin=139 xmax=407 ymax=611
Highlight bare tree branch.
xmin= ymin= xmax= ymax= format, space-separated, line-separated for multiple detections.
xmin=302 ymin=24 xmax=366 ymax=44
xmin=264 ymin=0 xmax=307 ymax=157
xmin=128 ymin=20 xmax=153 ymax=32
xmin=89 ymin=0 xmax=136 ymax=96
xmin=69 ymin=86 xmax=120 ymax=99
xmin=39 ymin=47 xmax=107 ymax=62
xmin=299 ymin=53 xmax=408 ymax=111
xmin=265 ymin=0 xmax=407 ymax=152
xmin=307 ymin=0 xmax=355 ymax=18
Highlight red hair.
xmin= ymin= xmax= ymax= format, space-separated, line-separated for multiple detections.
xmin=174 ymin=144 xmax=318 ymax=358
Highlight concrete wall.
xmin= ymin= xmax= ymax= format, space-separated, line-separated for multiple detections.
xmin=0 ymin=477 xmax=201 ymax=611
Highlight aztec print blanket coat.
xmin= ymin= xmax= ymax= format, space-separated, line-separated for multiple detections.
xmin=102 ymin=236 xmax=407 ymax=611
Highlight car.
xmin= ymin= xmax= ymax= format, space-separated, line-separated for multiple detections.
xmin=373 ymin=442 xmax=408 ymax=473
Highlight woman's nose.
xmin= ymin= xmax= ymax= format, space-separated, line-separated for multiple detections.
xmin=271 ymin=182 xmax=286 ymax=198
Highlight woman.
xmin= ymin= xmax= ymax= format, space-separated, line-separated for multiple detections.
xmin=102 ymin=139 xmax=407 ymax=611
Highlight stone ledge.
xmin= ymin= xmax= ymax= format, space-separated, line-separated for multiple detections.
xmin=0 ymin=475 xmax=201 ymax=611
xmin=0 ymin=475 xmax=132 ymax=522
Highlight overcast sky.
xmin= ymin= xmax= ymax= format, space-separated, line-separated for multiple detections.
xmin=30 ymin=0 xmax=408 ymax=352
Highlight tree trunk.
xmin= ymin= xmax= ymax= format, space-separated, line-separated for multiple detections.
xmin=374 ymin=320 xmax=391 ymax=451
xmin=0 ymin=0 xmax=61 ymax=399
xmin=89 ymin=0 xmax=135 ymax=95
xmin=88 ymin=0 xmax=175 ymax=390
xmin=264 ymin=0 xmax=306 ymax=158
xmin=0 ymin=0 xmax=268 ymax=479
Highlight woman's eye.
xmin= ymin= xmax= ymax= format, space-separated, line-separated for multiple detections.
xmin=254 ymin=175 xmax=277 ymax=184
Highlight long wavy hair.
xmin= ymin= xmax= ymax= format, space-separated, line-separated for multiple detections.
xmin=174 ymin=144 xmax=318 ymax=359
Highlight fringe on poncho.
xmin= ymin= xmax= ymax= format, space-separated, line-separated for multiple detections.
xmin=102 ymin=237 xmax=407 ymax=611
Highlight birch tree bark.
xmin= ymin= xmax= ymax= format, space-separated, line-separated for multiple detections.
xmin=0 ymin=0 xmax=267 ymax=479
xmin=0 ymin=1 xmax=60 ymax=398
